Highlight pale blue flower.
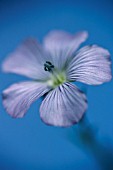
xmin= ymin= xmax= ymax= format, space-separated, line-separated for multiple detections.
xmin=2 ymin=30 xmax=112 ymax=127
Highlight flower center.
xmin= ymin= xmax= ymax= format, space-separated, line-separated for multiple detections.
xmin=44 ymin=61 xmax=66 ymax=88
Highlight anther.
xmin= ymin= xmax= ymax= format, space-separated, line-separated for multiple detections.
xmin=44 ymin=61 xmax=54 ymax=72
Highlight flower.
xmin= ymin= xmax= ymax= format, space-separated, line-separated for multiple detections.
xmin=2 ymin=30 xmax=112 ymax=127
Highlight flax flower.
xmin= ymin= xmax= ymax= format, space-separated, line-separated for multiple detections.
xmin=2 ymin=30 xmax=112 ymax=127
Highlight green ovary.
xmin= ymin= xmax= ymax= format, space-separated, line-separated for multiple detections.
xmin=47 ymin=71 xmax=67 ymax=88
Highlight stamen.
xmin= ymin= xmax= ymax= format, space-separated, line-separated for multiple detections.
xmin=44 ymin=61 xmax=66 ymax=88
xmin=44 ymin=61 xmax=54 ymax=72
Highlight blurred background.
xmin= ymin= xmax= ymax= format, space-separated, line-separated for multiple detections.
xmin=0 ymin=0 xmax=113 ymax=169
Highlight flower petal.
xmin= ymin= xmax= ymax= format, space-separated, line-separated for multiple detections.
xmin=67 ymin=45 xmax=112 ymax=85
xmin=40 ymin=82 xmax=87 ymax=127
xmin=43 ymin=30 xmax=88 ymax=69
xmin=2 ymin=81 xmax=50 ymax=118
xmin=2 ymin=39 xmax=51 ymax=80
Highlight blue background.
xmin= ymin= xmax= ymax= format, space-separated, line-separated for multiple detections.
xmin=0 ymin=0 xmax=113 ymax=169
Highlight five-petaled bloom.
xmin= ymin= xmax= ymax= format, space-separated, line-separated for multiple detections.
xmin=2 ymin=30 xmax=112 ymax=127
